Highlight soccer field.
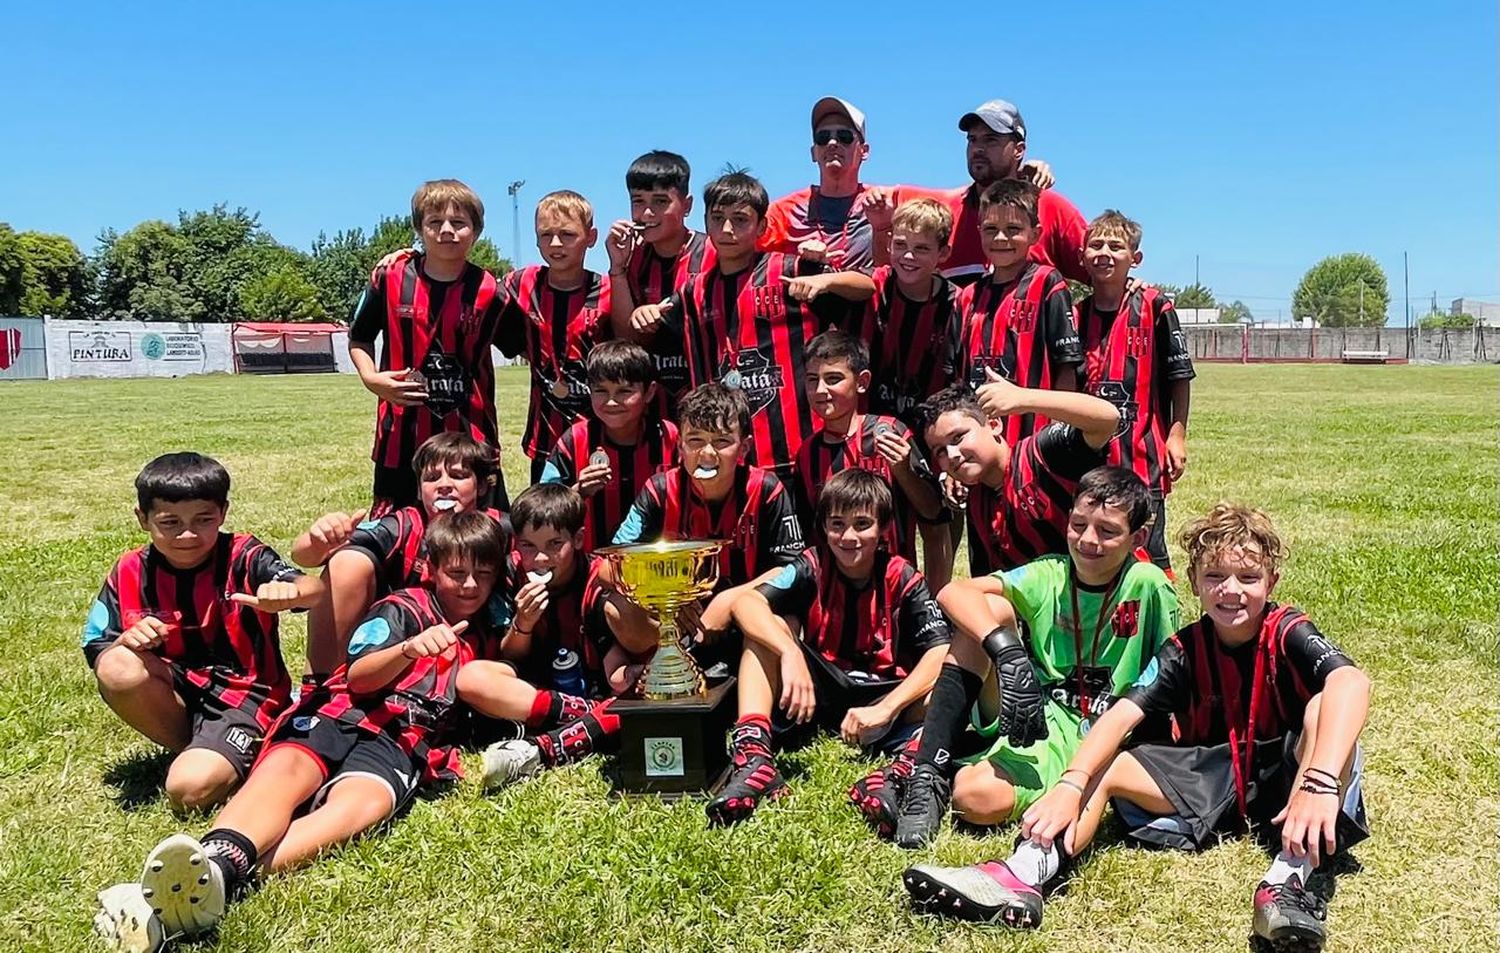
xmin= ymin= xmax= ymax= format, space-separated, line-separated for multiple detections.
xmin=0 ymin=363 xmax=1494 ymax=953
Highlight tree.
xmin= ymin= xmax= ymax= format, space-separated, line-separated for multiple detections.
xmin=93 ymin=221 xmax=198 ymax=321
xmin=1417 ymin=310 xmax=1477 ymax=330
xmin=16 ymin=231 xmax=88 ymax=316
xmin=0 ymin=224 xmax=24 ymax=315
xmin=240 ymin=264 xmax=327 ymax=322
xmin=469 ymin=237 xmax=511 ymax=277
xmin=1220 ymin=299 xmax=1254 ymax=324
xmin=1173 ymin=282 xmax=1216 ymax=310
xmin=307 ymin=228 xmax=370 ymax=323
xmin=1292 ymin=253 xmax=1389 ymax=328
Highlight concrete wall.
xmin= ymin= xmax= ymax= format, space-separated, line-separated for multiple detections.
xmin=1183 ymin=325 xmax=1500 ymax=364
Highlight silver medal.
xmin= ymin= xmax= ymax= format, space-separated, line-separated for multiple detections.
xmin=550 ymin=378 xmax=569 ymax=399
xmin=588 ymin=448 xmax=611 ymax=470
xmin=722 ymin=368 xmax=743 ymax=390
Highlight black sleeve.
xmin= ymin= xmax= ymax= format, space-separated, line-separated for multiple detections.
xmin=545 ymin=439 xmax=578 ymax=486
xmin=342 ymin=514 xmax=406 ymax=574
xmin=1042 ymin=274 xmax=1083 ymax=370
xmin=494 ymin=272 xmax=526 ymax=359
xmin=896 ymin=571 xmax=951 ymax=655
xmin=239 ymin=537 xmax=304 ymax=590
xmin=1281 ymin=619 xmax=1355 ymax=689
xmin=347 ymin=268 xmax=387 ymax=346
xmin=1123 ymin=637 xmax=1195 ymax=716
xmin=1155 ymin=297 xmax=1197 ymax=382
xmin=1031 ymin=422 xmax=1105 ymax=481
xmin=754 ymin=551 xmax=818 ymax=616
xmin=760 ymin=480 xmax=806 ymax=567
xmin=346 ymin=598 xmax=421 ymax=661
xmin=81 ymin=566 xmax=125 ymax=667
xmin=658 ymin=289 xmax=687 ymax=337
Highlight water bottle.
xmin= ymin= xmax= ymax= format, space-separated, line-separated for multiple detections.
xmin=552 ymin=647 xmax=587 ymax=697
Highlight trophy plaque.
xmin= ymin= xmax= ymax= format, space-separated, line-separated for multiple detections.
xmin=596 ymin=539 xmax=738 ymax=797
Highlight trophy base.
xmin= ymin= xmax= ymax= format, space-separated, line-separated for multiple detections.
xmin=607 ymin=678 xmax=737 ymax=799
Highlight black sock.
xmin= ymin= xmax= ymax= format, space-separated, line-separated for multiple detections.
xmin=200 ymin=827 xmax=258 ymax=893
xmin=535 ymin=700 xmax=621 ymax=766
xmin=913 ymin=664 xmax=981 ymax=776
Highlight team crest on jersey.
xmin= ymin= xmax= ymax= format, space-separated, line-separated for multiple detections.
xmin=722 ymin=350 xmax=783 ymax=416
xmin=750 ymin=284 xmax=786 ymax=320
xmin=458 ymin=304 xmax=481 ymax=334
xmin=1009 ymin=299 xmax=1037 ymax=333
xmin=1016 ymin=482 xmax=1050 ymax=519
xmin=1111 ymin=600 xmax=1142 ymax=639
xmin=396 ymin=305 xmax=416 ymax=320
xmin=1126 ymin=325 xmax=1151 ymax=357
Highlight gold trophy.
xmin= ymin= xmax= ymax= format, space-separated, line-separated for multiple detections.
xmin=596 ymin=539 xmax=725 ymax=699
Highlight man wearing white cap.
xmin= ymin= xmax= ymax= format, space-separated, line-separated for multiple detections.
xmin=759 ymin=96 xmax=882 ymax=271
xmin=881 ymin=99 xmax=1088 ymax=286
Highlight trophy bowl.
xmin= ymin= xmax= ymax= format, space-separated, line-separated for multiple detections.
xmin=596 ymin=539 xmax=725 ymax=699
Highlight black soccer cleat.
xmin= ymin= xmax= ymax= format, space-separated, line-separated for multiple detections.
xmin=705 ymin=755 xmax=788 ymax=826
xmin=894 ymin=763 xmax=950 ymax=849
xmin=847 ymin=764 xmax=903 ymax=839
xmin=1251 ymin=875 xmax=1328 ymax=953
xmin=903 ymin=860 xmax=1045 ymax=929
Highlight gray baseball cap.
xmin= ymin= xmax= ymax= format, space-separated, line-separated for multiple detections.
xmin=812 ymin=96 xmax=867 ymax=139
xmin=959 ymin=99 xmax=1026 ymax=139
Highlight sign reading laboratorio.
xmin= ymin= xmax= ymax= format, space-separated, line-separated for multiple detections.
xmin=68 ymin=330 xmax=133 ymax=362
xmin=141 ymin=331 xmax=205 ymax=361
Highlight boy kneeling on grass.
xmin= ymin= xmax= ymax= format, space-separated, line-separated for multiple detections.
xmin=83 ymin=453 xmax=323 ymax=815
xmin=94 ymin=512 xmax=507 ymax=953
xmin=904 ymin=503 xmax=1371 ymax=953
xmin=706 ymin=468 xmax=951 ymax=826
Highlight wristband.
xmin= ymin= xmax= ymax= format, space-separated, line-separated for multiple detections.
xmin=512 ymin=625 xmax=533 ymax=636
xmin=1062 ymin=767 xmax=1091 ymax=784
xmin=1057 ymin=777 xmax=1086 ymax=796
xmin=1298 ymin=778 xmax=1340 ymax=797
xmin=399 ymin=639 xmax=417 ymax=660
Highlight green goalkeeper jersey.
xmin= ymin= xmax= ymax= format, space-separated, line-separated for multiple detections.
xmin=997 ymin=554 xmax=1179 ymax=723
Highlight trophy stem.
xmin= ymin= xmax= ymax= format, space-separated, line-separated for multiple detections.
xmin=641 ymin=616 xmax=706 ymax=699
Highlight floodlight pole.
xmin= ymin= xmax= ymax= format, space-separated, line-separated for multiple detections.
xmin=508 ymin=180 xmax=526 ymax=267
xmin=1403 ymin=250 xmax=1411 ymax=359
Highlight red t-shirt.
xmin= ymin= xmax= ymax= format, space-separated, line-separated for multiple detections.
xmin=893 ymin=183 xmax=1088 ymax=285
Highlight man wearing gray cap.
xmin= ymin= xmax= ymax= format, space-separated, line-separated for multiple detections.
xmin=759 ymin=96 xmax=882 ymax=271
xmin=881 ymin=99 xmax=1088 ymax=286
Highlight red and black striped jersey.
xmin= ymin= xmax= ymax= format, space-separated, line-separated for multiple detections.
xmin=82 ymin=533 xmax=299 ymax=729
xmin=1075 ymin=288 xmax=1196 ymax=494
xmin=756 ymin=547 xmax=950 ymax=679
xmin=627 ymin=231 xmax=716 ymax=416
xmin=302 ymin=587 xmax=505 ymax=783
xmin=791 ymin=414 xmax=940 ymax=562
xmin=612 ymin=464 xmax=804 ymax=587
xmin=505 ymin=553 xmax=613 ymax=696
xmin=855 ymin=266 xmax=962 ymax=431
xmin=759 ymin=184 xmax=879 ymax=272
xmin=348 ymin=251 xmax=503 ymax=470
xmin=892 ymin=184 xmax=1090 ymax=286
xmin=662 ymin=251 xmax=848 ymax=472
xmin=966 ymin=423 xmax=1104 ymax=577
xmin=1125 ymin=605 xmax=1354 ymax=750
xmin=339 ymin=506 xmax=513 ymax=598
xmin=542 ymin=416 xmax=679 ymax=553
xmin=495 ymin=266 xmax=614 ymax=459
xmin=949 ymin=262 xmax=1083 ymax=446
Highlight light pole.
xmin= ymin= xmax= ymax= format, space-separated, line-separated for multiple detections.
xmin=507 ymin=180 xmax=526 ymax=266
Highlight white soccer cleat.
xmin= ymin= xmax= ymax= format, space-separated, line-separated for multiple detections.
xmin=138 ymin=834 xmax=225 ymax=939
xmin=482 ymin=738 xmax=544 ymax=790
xmin=93 ymin=882 xmax=165 ymax=953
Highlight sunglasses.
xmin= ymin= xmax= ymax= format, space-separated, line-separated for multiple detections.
xmin=814 ymin=128 xmax=858 ymax=146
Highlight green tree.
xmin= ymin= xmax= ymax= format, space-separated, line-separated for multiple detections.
xmin=1173 ymin=282 xmax=1216 ymax=310
xmin=16 ymin=231 xmax=88 ymax=316
xmin=0 ymin=224 xmax=24 ymax=314
xmin=307 ymin=228 xmax=370 ymax=323
xmin=468 ymin=237 xmax=511 ymax=277
xmin=93 ymin=221 xmax=198 ymax=321
xmin=1417 ymin=310 xmax=1477 ymax=330
xmin=1292 ymin=253 xmax=1389 ymax=327
xmin=240 ymin=264 xmax=327 ymax=322
xmin=1220 ymin=299 xmax=1254 ymax=324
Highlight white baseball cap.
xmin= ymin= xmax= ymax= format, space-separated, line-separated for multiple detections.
xmin=811 ymin=96 xmax=867 ymax=139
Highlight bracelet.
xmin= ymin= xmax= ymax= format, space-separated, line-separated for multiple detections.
xmin=1304 ymin=767 xmax=1341 ymax=784
xmin=1057 ymin=777 xmax=1087 ymax=796
xmin=1298 ymin=778 xmax=1340 ymax=797
xmin=512 ymin=625 xmax=533 ymax=636
xmin=399 ymin=640 xmax=417 ymax=660
xmin=1062 ymin=767 xmax=1092 ymax=783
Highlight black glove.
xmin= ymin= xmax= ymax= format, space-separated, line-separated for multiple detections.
xmin=983 ymin=627 xmax=1048 ymax=748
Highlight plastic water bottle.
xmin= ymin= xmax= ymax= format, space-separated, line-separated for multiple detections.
xmin=552 ymin=647 xmax=587 ymax=697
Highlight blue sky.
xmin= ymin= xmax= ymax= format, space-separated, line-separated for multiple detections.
xmin=3 ymin=1 xmax=1494 ymax=323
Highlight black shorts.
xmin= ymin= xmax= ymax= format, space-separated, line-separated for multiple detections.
xmin=529 ymin=454 xmax=548 ymax=485
xmin=770 ymin=643 xmax=915 ymax=754
xmin=1117 ymin=733 xmax=1369 ymax=853
xmin=371 ymin=465 xmax=419 ymax=517
xmin=265 ymin=713 xmax=420 ymax=817
xmin=1143 ymin=493 xmax=1171 ymax=570
xmin=171 ymin=671 xmax=267 ymax=780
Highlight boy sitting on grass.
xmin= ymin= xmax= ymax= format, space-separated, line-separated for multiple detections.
xmin=903 ymin=503 xmax=1370 ymax=953
xmin=83 ymin=452 xmax=322 ymax=814
xmin=707 ymin=469 xmax=950 ymax=826
xmin=541 ymin=340 xmax=679 ymax=554
xmin=291 ymin=432 xmax=504 ymax=677
xmin=93 ymin=512 xmax=508 ymax=953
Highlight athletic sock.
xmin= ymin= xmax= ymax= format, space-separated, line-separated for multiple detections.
xmin=535 ymin=699 xmax=621 ymax=766
xmin=912 ymin=664 xmax=982 ymax=776
xmin=526 ymin=690 xmax=590 ymax=729
xmin=200 ymin=828 xmax=257 ymax=893
xmin=730 ymin=715 xmax=774 ymax=761
xmin=889 ymin=734 xmax=921 ymax=778
xmin=1003 ymin=838 xmax=1062 ymax=887
xmin=1262 ymin=851 xmax=1313 ymax=887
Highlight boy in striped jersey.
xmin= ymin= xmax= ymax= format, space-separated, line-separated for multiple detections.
xmin=94 ymin=513 xmax=506 ymax=951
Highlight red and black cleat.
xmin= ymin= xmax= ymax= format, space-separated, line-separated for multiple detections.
xmin=847 ymin=764 xmax=903 ymax=838
xmin=706 ymin=755 xmax=787 ymax=826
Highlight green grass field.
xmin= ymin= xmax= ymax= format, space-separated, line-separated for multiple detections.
xmin=1 ymin=363 xmax=1495 ymax=953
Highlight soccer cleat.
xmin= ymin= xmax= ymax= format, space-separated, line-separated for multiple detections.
xmin=903 ymin=861 xmax=1044 ymax=929
xmin=705 ymin=755 xmax=788 ymax=826
xmin=1252 ymin=876 xmax=1328 ymax=952
xmin=138 ymin=833 xmax=226 ymax=939
xmin=481 ymin=739 xmax=545 ymax=790
xmin=847 ymin=764 xmax=903 ymax=838
xmin=894 ymin=764 xmax=950 ymax=849
xmin=93 ymin=883 xmax=166 ymax=953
